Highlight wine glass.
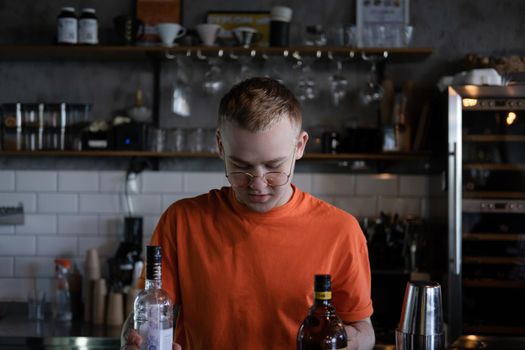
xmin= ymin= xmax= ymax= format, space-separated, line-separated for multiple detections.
xmin=233 ymin=49 xmax=257 ymax=83
xmin=359 ymin=52 xmax=386 ymax=105
xmin=293 ymin=53 xmax=319 ymax=101
xmin=171 ymin=55 xmax=192 ymax=117
xmin=201 ymin=50 xmax=226 ymax=95
xmin=328 ymin=58 xmax=348 ymax=106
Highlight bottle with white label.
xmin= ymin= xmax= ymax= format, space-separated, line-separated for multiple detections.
xmin=78 ymin=8 xmax=98 ymax=45
xmin=57 ymin=7 xmax=77 ymax=44
xmin=134 ymin=246 xmax=174 ymax=350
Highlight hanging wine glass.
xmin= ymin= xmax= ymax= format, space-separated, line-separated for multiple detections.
xmin=293 ymin=52 xmax=319 ymax=101
xmin=359 ymin=52 xmax=387 ymax=105
xmin=328 ymin=58 xmax=349 ymax=106
xmin=234 ymin=49 xmax=257 ymax=83
xmin=171 ymin=54 xmax=192 ymax=117
xmin=201 ymin=50 xmax=226 ymax=95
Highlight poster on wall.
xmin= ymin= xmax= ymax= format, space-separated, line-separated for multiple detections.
xmin=356 ymin=0 xmax=410 ymax=48
xmin=206 ymin=11 xmax=270 ymax=47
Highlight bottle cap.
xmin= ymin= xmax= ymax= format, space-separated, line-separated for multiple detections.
xmin=82 ymin=8 xmax=96 ymax=14
xmin=147 ymin=245 xmax=161 ymax=264
xmin=61 ymin=7 xmax=75 ymax=12
xmin=55 ymin=258 xmax=72 ymax=269
xmin=270 ymin=6 xmax=293 ymax=22
xmin=314 ymin=274 xmax=331 ymax=292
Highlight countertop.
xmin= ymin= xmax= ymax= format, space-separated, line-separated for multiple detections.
xmin=0 ymin=313 xmax=120 ymax=349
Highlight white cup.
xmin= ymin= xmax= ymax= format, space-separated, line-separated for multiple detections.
xmin=156 ymin=23 xmax=186 ymax=46
xmin=196 ymin=23 xmax=221 ymax=46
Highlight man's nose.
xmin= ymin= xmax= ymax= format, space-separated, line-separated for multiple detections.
xmin=249 ymin=174 xmax=268 ymax=189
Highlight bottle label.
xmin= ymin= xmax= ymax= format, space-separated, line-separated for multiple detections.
xmin=138 ymin=305 xmax=173 ymax=350
xmin=314 ymin=291 xmax=332 ymax=300
xmin=57 ymin=18 xmax=77 ymax=44
xmin=78 ymin=19 xmax=98 ymax=44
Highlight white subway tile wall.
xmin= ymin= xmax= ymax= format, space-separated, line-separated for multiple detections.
xmin=0 ymin=170 xmax=431 ymax=300
xmin=0 ymin=171 xmax=15 ymax=191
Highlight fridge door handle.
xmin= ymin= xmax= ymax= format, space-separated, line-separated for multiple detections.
xmin=449 ymin=141 xmax=462 ymax=275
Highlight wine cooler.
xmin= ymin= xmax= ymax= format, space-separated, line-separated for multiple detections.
xmin=447 ymin=86 xmax=525 ymax=342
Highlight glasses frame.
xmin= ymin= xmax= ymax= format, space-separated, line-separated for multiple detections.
xmin=225 ymin=150 xmax=296 ymax=188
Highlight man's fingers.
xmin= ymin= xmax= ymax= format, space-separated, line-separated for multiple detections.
xmin=174 ymin=343 xmax=182 ymax=350
xmin=127 ymin=329 xmax=143 ymax=346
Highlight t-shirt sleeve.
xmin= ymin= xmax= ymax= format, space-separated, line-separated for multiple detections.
xmin=136 ymin=206 xmax=180 ymax=305
xmin=333 ymin=216 xmax=374 ymax=323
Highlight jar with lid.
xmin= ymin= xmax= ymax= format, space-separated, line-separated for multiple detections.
xmin=78 ymin=8 xmax=98 ymax=45
xmin=57 ymin=7 xmax=77 ymax=44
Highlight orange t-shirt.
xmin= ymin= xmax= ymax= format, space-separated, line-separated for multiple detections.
xmin=141 ymin=184 xmax=373 ymax=350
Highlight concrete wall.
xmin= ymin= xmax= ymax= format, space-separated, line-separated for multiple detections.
xmin=1 ymin=0 xmax=524 ymax=134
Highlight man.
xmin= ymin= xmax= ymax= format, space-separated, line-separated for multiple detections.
xmin=123 ymin=77 xmax=375 ymax=350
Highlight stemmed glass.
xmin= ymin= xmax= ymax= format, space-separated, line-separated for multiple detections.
xmin=293 ymin=52 xmax=319 ymax=101
xmin=359 ymin=52 xmax=386 ymax=105
xmin=233 ymin=49 xmax=257 ymax=83
xmin=201 ymin=50 xmax=226 ymax=95
xmin=328 ymin=56 xmax=349 ymax=106
xmin=171 ymin=54 xmax=192 ymax=117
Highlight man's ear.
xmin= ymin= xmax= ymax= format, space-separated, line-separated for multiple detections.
xmin=216 ymin=129 xmax=225 ymax=160
xmin=295 ymin=130 xmax=309 ymax=160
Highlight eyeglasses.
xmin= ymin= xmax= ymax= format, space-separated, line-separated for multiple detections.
xmin=225 ymin=152 xmax=296 ymax=188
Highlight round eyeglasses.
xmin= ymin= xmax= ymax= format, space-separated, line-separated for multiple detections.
xmin=225 ymin=152 xmax=295 ymax=188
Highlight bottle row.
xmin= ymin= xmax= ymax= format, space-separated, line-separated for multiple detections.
xmin=57 ymin=6 xmax=98 ymax=45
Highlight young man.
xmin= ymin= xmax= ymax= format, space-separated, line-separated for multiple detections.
xmin=123 ymin=77 xmax=375 ymax=350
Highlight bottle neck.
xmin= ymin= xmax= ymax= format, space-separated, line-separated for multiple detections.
xmin=313 ymin=290 xmax=333 ymax=307
xmin=145 ymin=278 xmax=162 ymax=290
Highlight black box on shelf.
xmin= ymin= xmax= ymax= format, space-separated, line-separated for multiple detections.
xmin=81 ymin=131 xmax=111 ymax=150
xmin=112 ymin=123 xmax=148 ymax=151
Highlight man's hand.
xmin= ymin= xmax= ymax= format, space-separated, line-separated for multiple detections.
xmin=121 ymin=312 xmax=181 ymax=350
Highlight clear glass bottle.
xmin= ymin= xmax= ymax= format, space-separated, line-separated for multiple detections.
xmin=297 ymin=274 xmax=348 ymax=350
xmin=134 ymin=246 xmax=174 ymax=350
xmin=54 ymin=258 xmax=72 ymax=321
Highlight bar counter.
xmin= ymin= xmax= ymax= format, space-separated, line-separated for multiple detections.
xmin=0 ymin=313 xmax=120 ymax=349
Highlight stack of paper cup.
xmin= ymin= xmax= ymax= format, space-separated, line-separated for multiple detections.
xmin=84 ymin=248 xmax=101 ymax=322
xmin=126 ymin=287 xmax=141 ymax=317
xmin=92 ymin=278 xmax=107 ymax=325
xmin=106 ymin=292 xmax=124 ymax=326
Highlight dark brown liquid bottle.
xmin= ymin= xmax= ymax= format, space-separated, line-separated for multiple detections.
xmin=297 ymin=274 xmax=348 ymax=350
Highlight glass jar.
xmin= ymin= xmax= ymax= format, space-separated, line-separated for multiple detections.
xmin=57 ymin=7 xmax=77 ymax=44
xmin=78 ymin=8 xmax=98 ymax=45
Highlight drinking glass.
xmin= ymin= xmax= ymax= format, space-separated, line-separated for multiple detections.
xmin=172 ymin=57 xmax=192 ymax=117
xmin=202 ymin=57 xmax=226 ymax=95
xmin=359 ymin=53 xmax=385 ymax=105
xmin=329 ymin=60 xmax=349 ymax=106
xmin=293 ymin=55 xmax=318 ymax=101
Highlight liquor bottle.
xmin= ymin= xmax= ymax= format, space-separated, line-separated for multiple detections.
xmin=297 ymin=274 xmax=348 ymax=350
xmin=134 ymin=246 xmax=174 ymax=350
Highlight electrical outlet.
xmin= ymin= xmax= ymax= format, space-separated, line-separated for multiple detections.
xmin=0 ymin=204 xmax=24 ymax=225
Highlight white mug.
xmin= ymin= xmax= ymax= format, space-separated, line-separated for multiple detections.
xmin=196 ymin=23 xmax=221 ymax=46
xmin=157 ymin=23 xmax=186 ymax=46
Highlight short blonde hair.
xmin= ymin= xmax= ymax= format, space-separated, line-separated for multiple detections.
xmin=218 ymin=77 xmax=302 ymax=133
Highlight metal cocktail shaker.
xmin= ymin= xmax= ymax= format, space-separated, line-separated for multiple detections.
xmin=396 ymin=281 xmax=444 ymax=350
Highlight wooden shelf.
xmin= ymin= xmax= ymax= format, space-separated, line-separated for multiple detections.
xmin=463 ymin=279 xmax=525 ymax=288
xmin=464 ymin=134 xmax=525 ymax=142
xmin=463 ymin=233 xmax=525 ymax=241
xmin=463 ymin=163 xmax=525 ymax=171
xmin=0 ymin=150 xmax=431 ymax=161
xmin=463 ymin=324 xmax=525 ymax=335
xmin=463 ymin=256 xmax=525 ymax=265
xmin=0 ymin=44 xmax=433 ymax=63
xmin=463 ymin=191 xmax=525 ymax=199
